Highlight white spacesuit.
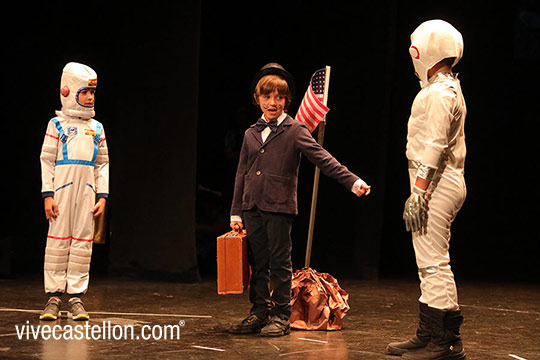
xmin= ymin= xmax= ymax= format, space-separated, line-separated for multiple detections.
xmin=406 ymin=19 xmax=466 ymax=311
xmin=388 ymin=20 xmax=467 ymax=359
xmin=40 ymin=62 xmax=109 ymax=296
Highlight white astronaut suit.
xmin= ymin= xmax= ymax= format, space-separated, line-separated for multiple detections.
xmin=404 ymin=20 xmax=467 ymax=311
xmin=40 ymin=62 xmax=109 ymax=296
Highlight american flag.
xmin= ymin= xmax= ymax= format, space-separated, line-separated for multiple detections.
xmin=295 ymin=68 xmax=330 ymax=133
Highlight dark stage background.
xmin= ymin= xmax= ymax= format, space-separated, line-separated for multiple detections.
xmin=4 ymin=1 xmax=539 ymax=284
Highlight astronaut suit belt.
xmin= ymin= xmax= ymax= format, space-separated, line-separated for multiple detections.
xmin=408 ymin=161 xmax=466 ymax=310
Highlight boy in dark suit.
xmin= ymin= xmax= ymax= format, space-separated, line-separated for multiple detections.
xmin=229 ymin=63 xmax=370 ymax=337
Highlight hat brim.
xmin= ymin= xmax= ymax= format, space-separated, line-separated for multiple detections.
xmin=250 ymin=66 xmax=296 ymax=99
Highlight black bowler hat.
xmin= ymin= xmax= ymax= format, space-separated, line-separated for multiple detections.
xmin=250 ymin=63 xmax=296 ymax=100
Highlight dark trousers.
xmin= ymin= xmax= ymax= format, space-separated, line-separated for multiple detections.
xmin=243 ymin=207 xmax=294 ymax=320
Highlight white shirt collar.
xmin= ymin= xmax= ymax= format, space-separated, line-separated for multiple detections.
xmin=262 ymin=112 xmax=287 ymax=126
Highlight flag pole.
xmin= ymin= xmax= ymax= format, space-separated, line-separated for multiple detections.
xmin=305 ymin=65 xmax=331 ymax=268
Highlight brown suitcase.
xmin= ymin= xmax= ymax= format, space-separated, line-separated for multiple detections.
xmin=217 ymin=230 xmax=250 ymax=294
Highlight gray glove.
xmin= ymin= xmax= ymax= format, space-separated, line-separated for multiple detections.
xmin=403 ymin=186 xmax=428 ymax=234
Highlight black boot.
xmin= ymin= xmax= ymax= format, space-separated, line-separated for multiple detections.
xmin=387 ymin=302 xmax=431 ymax=355
xmin=402 ymin=307 xmax=466 ymax=360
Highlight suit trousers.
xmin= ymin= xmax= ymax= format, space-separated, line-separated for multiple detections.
xmin=243 ymin=207 xmax=295 ymax=320
xmin=44 ymin=164 xmax=95 ymax=296
xmin=409 ymin=164 xmax=466 ymax=310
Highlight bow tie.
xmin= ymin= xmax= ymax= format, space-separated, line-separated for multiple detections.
xmin=255 ymin=117 xmax=278 ymax=133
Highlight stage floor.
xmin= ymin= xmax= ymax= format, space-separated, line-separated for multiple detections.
xmin=0 ymin=277 xmax=538 ymax=359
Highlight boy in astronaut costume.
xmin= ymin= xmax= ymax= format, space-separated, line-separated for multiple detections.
xmin=387 ymin=20 xmax=467 ymax=359
xmin=39 ymin=62 xmax=109 ymax=321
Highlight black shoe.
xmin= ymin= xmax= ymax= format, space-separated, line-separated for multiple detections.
xmin=229 ymin=314 xmax=268 ymax=334
xmin=387 ymin=336 xmax=430 ymax=356
xmin=260 ymin=316 xmax=291 ymax=337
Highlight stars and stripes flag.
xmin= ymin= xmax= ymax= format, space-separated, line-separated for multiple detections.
xmin=294 ymin=68 xmax=330 ymax=133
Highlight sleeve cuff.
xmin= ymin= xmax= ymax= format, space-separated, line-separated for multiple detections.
xmin=230 ymin=215 xmax=243 ymax=223
xmin=350 ymin=178 xmax=366 ymax=193
xmin=42 ymin=191 xmax=54 ymax=199
xmin=97 ymin=193 xmax=109 ymax=199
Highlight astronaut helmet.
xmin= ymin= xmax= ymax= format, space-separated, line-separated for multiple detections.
xmin=409 ymin=19 xmax=463 ymax=87
xmin=59 ymin=62 xmax=97 ymax=119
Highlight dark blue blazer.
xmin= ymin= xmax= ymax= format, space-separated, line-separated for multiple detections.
xmin=231 ymin=114 xmax=359 ymax=216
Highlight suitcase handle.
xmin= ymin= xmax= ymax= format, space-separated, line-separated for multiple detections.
xmin=226 ymin=230 xmax=246 ymax=237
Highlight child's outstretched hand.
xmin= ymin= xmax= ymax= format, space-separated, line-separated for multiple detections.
xmin=92 ymin=198 xmax=107 ymax=217
xmin=356 ymin=183 xmax=371 ymax=197
xmin=44 ymin=197 xmax=59 ymax=221
xmin=352 ymin=180 xmax=371 ymax=197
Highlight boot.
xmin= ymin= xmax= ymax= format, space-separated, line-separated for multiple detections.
xmin=402 ymin=307 xmax=466 ymax=360
xmin=387 ymin=302 xmax=431 ymax=355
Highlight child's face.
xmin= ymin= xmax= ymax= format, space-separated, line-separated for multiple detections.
xmin=77 ymin=89 xmax=96 ymax=107
xmin=255 ymin=89 xmax=286 ymax=121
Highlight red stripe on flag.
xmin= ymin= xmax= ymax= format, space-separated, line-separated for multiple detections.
xmin=297 ymin=103 xmax=318 ymax=133
xmin=296 ymin=105 xmax=311 ymax=130
xmin=301 ymin=101 xmax=319 ymax=126
xmin=299 ymin=106 xmax=316 ymax=131
xmin=306 ymin=87 xmax=326 ymax=119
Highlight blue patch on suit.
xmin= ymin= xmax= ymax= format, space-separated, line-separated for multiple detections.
xmin=67 ymin=127 xmax=78 ymax=137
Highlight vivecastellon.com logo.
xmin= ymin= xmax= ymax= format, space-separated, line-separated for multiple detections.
xmin=15 ymin=320 xmax=184 ymax=341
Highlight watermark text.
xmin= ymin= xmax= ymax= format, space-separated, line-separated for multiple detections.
xmin=15 ymin=320 xmax=184 ymax=341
